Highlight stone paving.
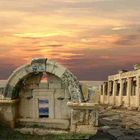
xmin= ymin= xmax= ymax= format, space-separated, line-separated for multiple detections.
xmin=99 ymin=105 xmax=140 ymax=140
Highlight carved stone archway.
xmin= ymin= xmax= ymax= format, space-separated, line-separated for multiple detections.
xmin=4 ymin=58 xmax=83 ymax=102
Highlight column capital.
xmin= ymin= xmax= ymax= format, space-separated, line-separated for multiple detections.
xmin=119 ymin=79 xmax=123 ymax=84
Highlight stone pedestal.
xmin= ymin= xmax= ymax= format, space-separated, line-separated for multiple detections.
xmin=67 ymin=102 xmax=98 ymax=134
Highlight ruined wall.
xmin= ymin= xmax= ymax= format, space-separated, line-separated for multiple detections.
xmin=0 ymin=100 xmax=18 ymax=128
xmin=100 ymin=67 xmax=140 ymax=108
xmin=4 ymin=58 xmax=83 ymax=102
xmin=17 ymin=72 xmax=71 ymax=121
xmin=0 ymin=58 xmax=99 ymax=132
xmin=68 ymin=102 xmax=98 ymax=134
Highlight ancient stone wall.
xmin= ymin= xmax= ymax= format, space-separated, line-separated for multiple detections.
xmin=0 ymin=58 xmax=98 ymax=133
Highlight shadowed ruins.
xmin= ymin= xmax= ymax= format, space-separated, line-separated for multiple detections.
xmin=0 ymin=58 xmax=98 ymax=134
xmin=0 ymin=58 xmax=140 ymax=140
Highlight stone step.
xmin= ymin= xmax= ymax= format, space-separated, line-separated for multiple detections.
xmin=15 ymin=127 xmax=68 ymax=135
xmin=16 ymin=118 xmax=70 ymax=130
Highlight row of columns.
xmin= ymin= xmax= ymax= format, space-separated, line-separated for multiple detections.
xmin=101 ymin=76 xmax=140 ymax=107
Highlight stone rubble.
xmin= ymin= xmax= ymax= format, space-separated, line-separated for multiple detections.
xmin=99 ymin=105 xmax=140 ymax=140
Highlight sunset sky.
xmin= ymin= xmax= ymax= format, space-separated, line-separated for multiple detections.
xmin=0 ymin=0 xmax=140 ymax=80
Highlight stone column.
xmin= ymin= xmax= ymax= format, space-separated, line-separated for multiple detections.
xmin=119 ymin=79 xmax=123 ymax=106
xmin=126 ymin=77 xmax=132 ymax=107
xmin=99 ymin=85 xmax=102 ymax=104
xmin=70 ymin=109 xmax=76 ymax=132
xmin=136 ymin=76 xmax=140 ymax=107
xmin=112 ymin=80 xmax=117 ymax=106
xmin=102 ymin=83 xmax=105 ymax=104
xmin=107 ymin=81 xmax=110 ymax=104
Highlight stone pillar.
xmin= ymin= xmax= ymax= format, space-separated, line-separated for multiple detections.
xmin=136 ymin=76 xmax=140 ymax=107
xmin=99 ymin=85 xmax=102 ymax=104
xmin=70 ymin=109 xmax=77 ymax=132
xmin=33 ymin=98 xmax=39 ymax=118
xmin=112 ymin=80 xmax=117 ymax=105
xmin=126 ymin=77 xmax=132 ymax=107
xmin=102 ymin=83 xmax=105 ymax=104
xmin=107 ymin=81 xmax=111 ymax=104
xmin=119 ymin=79 xmax=123 ymax=106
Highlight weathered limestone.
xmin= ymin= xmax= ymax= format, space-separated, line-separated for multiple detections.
xmin=81 ymin=84 xmax=89 ymax=101
xmin=100 ymin=64 xmax=140 ymax=109
xmin=134 ymin=64 xmax=140 ymax=70
xmin=61 ymin=70 xmax=83 ymax=102
xmin=52 ymin=62 xmax=66 ymax=78
xmin=4 ymin=58 xmax=82 ymax=102
xmin=107 ymin=81 xmax=111 ymax=104
xmin=0 ymin=99 xmax=18 ymax=128
xmin=119 ymin=79 xmax=123 ymax=106
xmin=18 ymin=118 xmax=70 ymax=130
xmin=46 ymin=59 xmax=55 ymax=73
xmin=102 ymin=84 xmax=105 ymax=104
xmin=0 ymin=58 xmax=98 ymax=133
xmin=112 ymin=81 xmax=117 ymax=105
xmin=31 ymin=58 xmax=47 ymax=72
xmin=126 ymin=78 xmax=132 ymax=107
xmin=100 ymin=82 xmax=108 ymax=104
xmin=67 ymin=102 xmax=98 ymax=134
xmin=136 ymin=76 xmax=140 ymax=107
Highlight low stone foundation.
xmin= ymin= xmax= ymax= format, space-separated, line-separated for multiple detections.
xmin=17 ymin=118 xmax=70 ymax=130
xmin=67 ymin=102 xmax=98 ymax=134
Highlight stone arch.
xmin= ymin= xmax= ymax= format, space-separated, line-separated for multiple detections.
xmin=4 ymin=58 xmax=83 ymax=102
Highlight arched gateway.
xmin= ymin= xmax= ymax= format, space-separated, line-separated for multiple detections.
xmin=2 ymin=58 xmax=84 ymax=130
xmin=0 ymin=58 xmax=98 ymax=133
xmin=4 ymin=58 xmax=83 ymax=102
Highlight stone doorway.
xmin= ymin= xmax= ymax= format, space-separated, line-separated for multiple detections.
xmin=38 ymin=99 xmax=49 ymax=118
xmin=32 ymin=89 xmax=55 ymax=119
